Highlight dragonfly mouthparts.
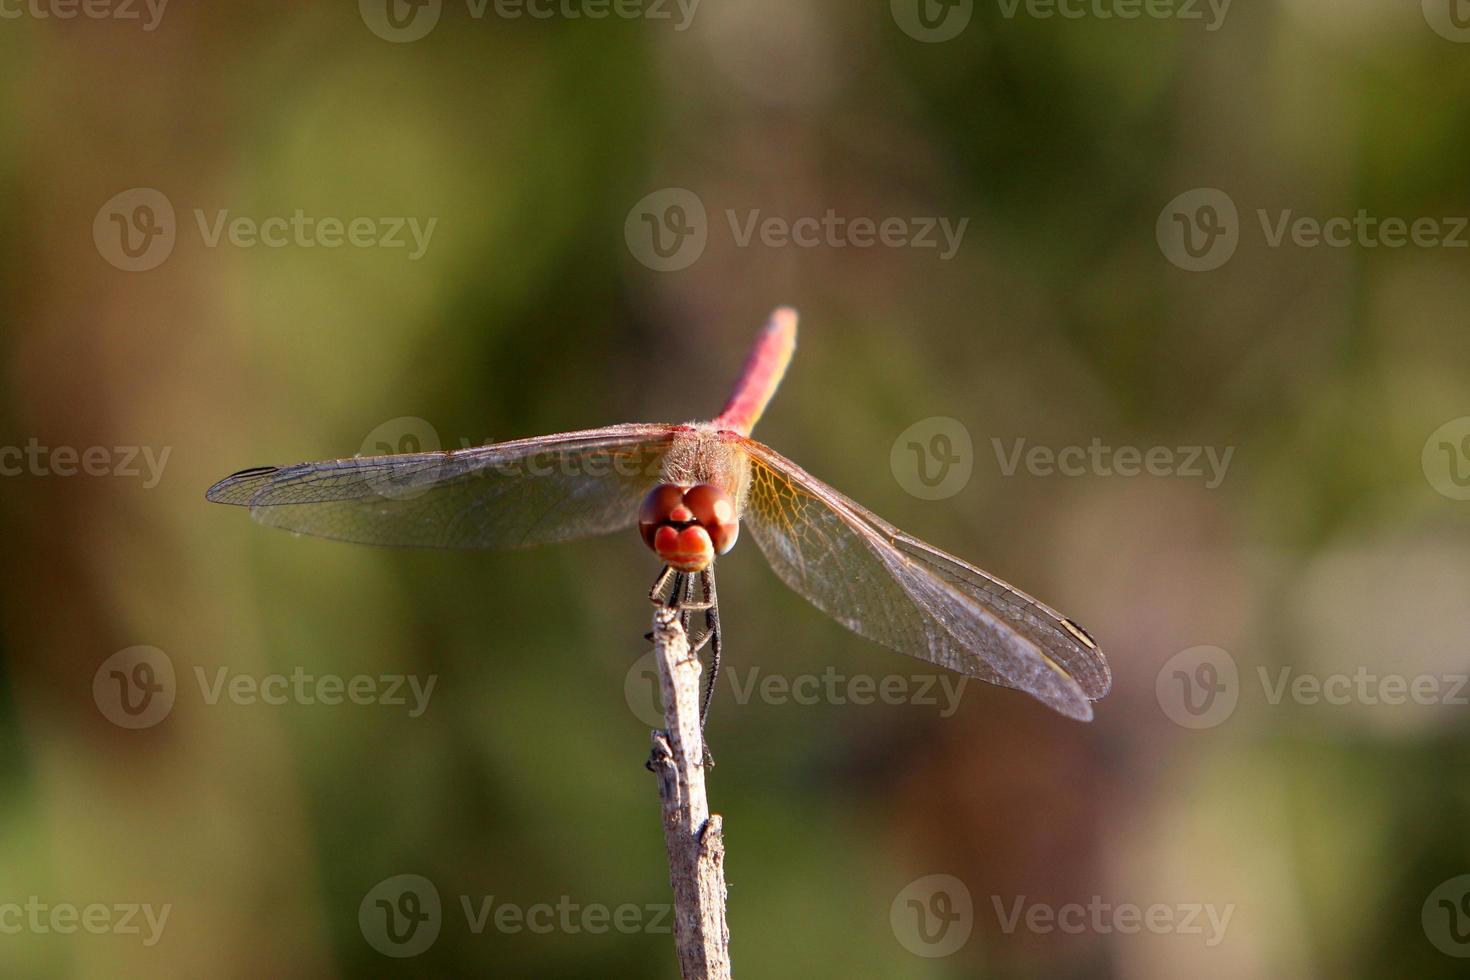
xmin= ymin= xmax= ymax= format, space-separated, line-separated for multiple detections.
xmin=639 ymin=483 xmax=740 ymax=573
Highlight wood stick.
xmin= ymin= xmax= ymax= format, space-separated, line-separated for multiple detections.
xmin=647 ymin=606 xmax=731 ymax=979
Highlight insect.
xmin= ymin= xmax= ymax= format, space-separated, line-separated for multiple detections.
xmin=207 ymin=309 xmax=1110 ymax=721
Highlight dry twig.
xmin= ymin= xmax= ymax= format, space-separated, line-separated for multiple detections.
xmin=646 ymin=607 xmax=731 ymax=979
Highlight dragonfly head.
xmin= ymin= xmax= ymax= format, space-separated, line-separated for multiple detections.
xmin=639 ymin=483 xmax=739 ymax=572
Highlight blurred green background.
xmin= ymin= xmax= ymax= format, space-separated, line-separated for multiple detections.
xmin=3 ymin=1 xmax=1470 ymax=977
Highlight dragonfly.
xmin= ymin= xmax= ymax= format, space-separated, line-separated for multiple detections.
xmin=207 ymin=309 xmax=1111 ymax=721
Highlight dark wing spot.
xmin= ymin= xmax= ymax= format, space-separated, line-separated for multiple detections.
xmin=205 ymin=466 xmax=280 ymax=505
xmin=1060 ymin=618 xmax=1099 ymax=650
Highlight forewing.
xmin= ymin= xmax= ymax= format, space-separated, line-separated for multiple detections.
xmin=741 ymin=440 xmax=1110 ymax=720
xmin=206 ymin=423 xmax=674 ymax=550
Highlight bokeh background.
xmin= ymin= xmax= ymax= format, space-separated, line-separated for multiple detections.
xmin=3 ymin=1 xmax=1470 ymax=977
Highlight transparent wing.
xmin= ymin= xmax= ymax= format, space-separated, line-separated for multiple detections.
xmin=740 ymin=439 xmax=1110 ymax=720
xmin=206 ymin=423 xmax=675 ymax=550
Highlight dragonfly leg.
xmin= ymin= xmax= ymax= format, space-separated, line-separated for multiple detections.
xmin=648 ymin=566 xmax=719 ymax=763
xmin=698 ymin=568 xmax=721 ymax=727
xmin=676 ymin=572 xmax=695 ymax=636
xmin=642 ymin=571 xmax=702 ymax=641
xmin=648 ymin=565 xmax=674 ymax=605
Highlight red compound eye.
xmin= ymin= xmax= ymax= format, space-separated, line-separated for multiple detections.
xmin=639 ymin=484 xmax=687 ymax=549
xmin=682 ymin=484 xmax=739 ymax=555
xmin=638 ymin=483 xmax=740 ymax=565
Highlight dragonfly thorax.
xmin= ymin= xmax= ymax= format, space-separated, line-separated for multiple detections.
xmin=638 ymin=483 xmax=739 ymax=572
